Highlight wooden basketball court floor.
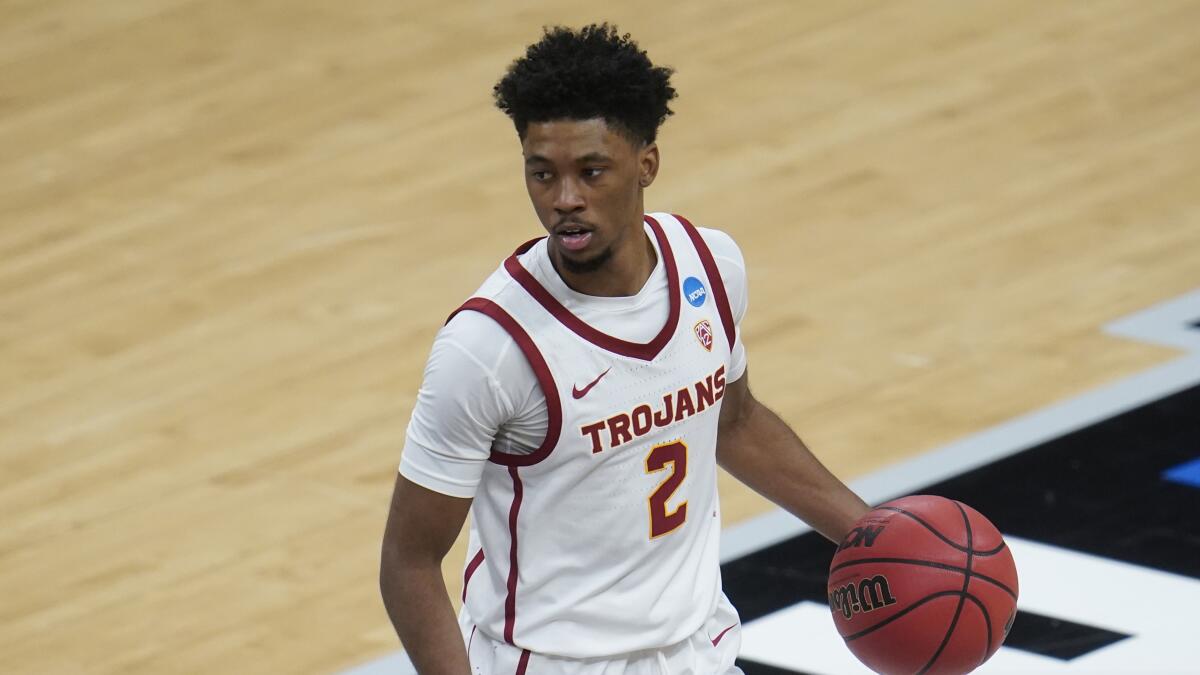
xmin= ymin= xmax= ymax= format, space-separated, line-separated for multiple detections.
xmin=2 ymin=1 xmax=1198 ymax=673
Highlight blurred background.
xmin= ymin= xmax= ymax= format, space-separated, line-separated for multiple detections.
xmin=2 ymin=1 xmax=1197 ymax=673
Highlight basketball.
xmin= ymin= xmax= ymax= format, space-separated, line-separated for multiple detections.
xmin=827 ymin=495 xmax=1019 ymax=675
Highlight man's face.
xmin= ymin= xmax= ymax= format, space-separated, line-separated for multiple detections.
xmin=521 ymin=118 xmax=658 ymax=275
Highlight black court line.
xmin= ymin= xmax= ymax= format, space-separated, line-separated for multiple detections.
xmin=725 ymin=383 xmax=1200 ymax=667
xmin=738 ymin=661 xmax=814 ymax=675
xmin=1003 ymin=609 xmax=1130 ymax=660
xmin=931 ymin=384 xmax=1200 ymax=578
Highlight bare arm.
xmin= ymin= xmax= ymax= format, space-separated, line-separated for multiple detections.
xmin=717 ymin=369 xmax=870 ymax=543
xmin=379 ymin=474 xmax=473 ymax=675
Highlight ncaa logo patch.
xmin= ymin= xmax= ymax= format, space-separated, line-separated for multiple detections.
xmin=694 ymin=319 xmax=713 ymax=352
xmin=683 ymin=276 xmax=707 ymax=307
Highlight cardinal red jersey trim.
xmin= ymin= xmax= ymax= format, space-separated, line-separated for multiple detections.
xmin=676 ymin=214 xmax=737 ymax=354
xmin=448 ymin=298 xmax=563 ymax=467
xmin=505 ymin=466 xmax=524 ymax=644
xmin=502 ymin=216 xmax=682 ymax=361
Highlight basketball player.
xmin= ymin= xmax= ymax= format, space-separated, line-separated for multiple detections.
xmin=380 ymin=24 xmax=870 ymax=674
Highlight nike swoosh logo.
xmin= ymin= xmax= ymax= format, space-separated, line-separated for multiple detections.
xmin=571 ymin=368 xmax=611 ymax=399
xmin=711 ymin=622 xmax=738 ymax=647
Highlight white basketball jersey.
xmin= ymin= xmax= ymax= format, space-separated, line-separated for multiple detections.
xmin=451 ymin=213 xmax=739 ymax=658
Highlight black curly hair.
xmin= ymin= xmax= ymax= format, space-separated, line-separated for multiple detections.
xmin=493 ymin=24 xmax=677 ymax=145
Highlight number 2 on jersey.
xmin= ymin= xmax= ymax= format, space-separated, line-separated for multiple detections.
xmin=645 ymin=440 xmax=688 ymax=539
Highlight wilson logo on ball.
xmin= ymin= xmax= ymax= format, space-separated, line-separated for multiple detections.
xmin=829 ymin=575 xmax=898 ymax=620
xmin=837 ymin=524 xmax=885 ymax=551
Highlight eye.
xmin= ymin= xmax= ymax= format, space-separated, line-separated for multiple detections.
xmin=583 ymin=167 xmax=605 ymax=178
xmin=530 ymin=170 xmax=551 ymax=182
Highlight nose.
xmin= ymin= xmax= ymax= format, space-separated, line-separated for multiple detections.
xmin=553 ymin=176 xmax=585 ymax=214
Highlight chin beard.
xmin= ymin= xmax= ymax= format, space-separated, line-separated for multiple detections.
xmin=559 ymin=246 xmax=613 ymax=275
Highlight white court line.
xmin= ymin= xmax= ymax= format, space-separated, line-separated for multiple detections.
xmin=343 ymin=289 xmax=1200 ymax=675
xmin=739 ymin=536 xmax=1200 ymax=674
xmin=1106 ymin=287 xmax=1200 ymax=352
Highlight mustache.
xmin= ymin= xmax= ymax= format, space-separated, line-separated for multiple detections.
xmin=554 ymin=217 xmax=594 ymax=230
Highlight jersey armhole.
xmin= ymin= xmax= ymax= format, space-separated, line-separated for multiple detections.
xmin=447 ymin=298 xmax=562 ymax=466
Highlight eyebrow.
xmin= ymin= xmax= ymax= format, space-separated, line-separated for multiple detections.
xmin=524 ymin=152 xmax=614 ymax=165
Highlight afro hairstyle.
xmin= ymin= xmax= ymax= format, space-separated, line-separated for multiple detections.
xmin=493 ymin=23 xmax=677 ymax=145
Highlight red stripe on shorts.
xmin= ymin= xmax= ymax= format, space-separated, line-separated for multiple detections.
xmin=462 ymin=548 xmax=485 ymax=602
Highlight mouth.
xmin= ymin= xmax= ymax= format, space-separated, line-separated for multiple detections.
xmin=553 ymin=222 xmax=594 ymax=252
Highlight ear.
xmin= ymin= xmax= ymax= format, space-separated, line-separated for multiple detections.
xmin=638 ymin=142 xmax=660 ymax=188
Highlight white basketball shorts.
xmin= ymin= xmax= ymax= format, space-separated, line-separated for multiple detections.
xmin=459 ymin=594 xmax=744 ymax=675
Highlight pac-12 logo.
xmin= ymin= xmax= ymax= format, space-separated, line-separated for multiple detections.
xmin=683 ymin=276 xmax=707 ymax=307
xmin=694 ymin=320 xmax=713 ymax=351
